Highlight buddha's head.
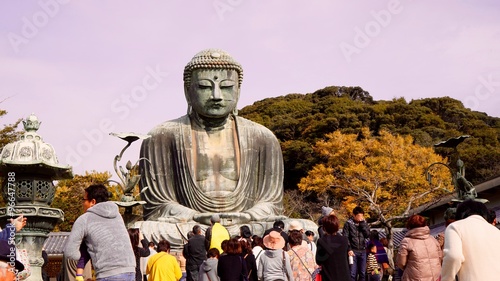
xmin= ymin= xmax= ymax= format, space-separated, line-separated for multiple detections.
xmin=184 ymin=49 xmax=243 ymax=120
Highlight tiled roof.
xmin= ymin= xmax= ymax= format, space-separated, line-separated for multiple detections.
xmin=43 ymin=232 xmax=71 ymax=256
xmin=428 ymin=207 xmax=500 ymax=236
xmin=357 ymin=227 xmax=447 ymax=249
xmin=373 ymin=228 xmax=407 ymax=249
xmin=410 ymin=175 xmax=500 ymax=215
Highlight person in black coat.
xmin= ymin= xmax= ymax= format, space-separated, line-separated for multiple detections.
xmin=42 ymin=249 xmax=50 ymax=281
xmin=183 ymin=225 xmax=207 ymax=281
xmin=343 ymin=206 xmax=370 ymax=281
xmin=128 ymin=228 xmax=150 ymax=281
xmin=316 ymin=214 xmax=350 ymax=281
xmin=218 ymin=238 xmax=248 ymax=281
xmin=240 ymin=239 xmax=257 ymax=281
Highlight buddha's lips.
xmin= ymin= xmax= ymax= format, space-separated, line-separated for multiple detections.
xmin=209 ymin=103 xmax=225 ymax=108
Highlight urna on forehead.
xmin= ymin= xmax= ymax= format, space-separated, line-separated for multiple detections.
xmin=183 ymin=49 xmax=244 ymax=87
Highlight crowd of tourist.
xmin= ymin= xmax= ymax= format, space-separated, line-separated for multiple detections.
xmin=3 ymin=183 xmax=497 ymax=281
xmin=169 ymin=199 xmax=499 ymax=281
xmin=166 ymin=210 xmax=364 ymax=281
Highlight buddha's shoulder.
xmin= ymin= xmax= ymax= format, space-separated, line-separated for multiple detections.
xmin=234 ymin=116 xmax=274 ymax=134
xmin=148 ymin=115 xmax=189 ymax=135
xmin=146 ymin=115 xmax=276 ymax=136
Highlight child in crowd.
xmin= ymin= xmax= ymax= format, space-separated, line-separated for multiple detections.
xmin=199 ymin=248 xmax=220 ymax=281
xmin=75 ymin=244 xmax=91 ymax=281
xmin=367 ymin=243 xmax=381 ymax=281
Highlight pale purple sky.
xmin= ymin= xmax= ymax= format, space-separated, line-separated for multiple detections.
xmin=1 ymin=1 xmax=499 ymax=177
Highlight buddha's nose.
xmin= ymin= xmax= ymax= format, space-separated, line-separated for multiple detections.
xmin=212 ymin=86 xmax=222 ymax=100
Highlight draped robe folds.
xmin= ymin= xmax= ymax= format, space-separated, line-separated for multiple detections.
xmin=139 ymin=115 xmax=284 ymax=223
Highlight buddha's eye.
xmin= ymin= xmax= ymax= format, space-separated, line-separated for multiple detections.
xmin=197 ymin=81 xmax=212 ymax=90
xmin=220 ymin=80 xmax=235 ymax=89
xmin=198 ymin=85 xmax=212 ymax=90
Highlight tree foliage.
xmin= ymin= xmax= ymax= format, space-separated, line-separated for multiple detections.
xmin=239 ymin=87 xmax=500 ymax=191
xmin=0 ymin=109 xmax=23 ymax=205
xmin=297 ymin=128 xmax=454 ymax=244
xmin=52 ymin=171 xmax=115 ymax=232
xmin=0 ymin=108 xmax=22 ymax=156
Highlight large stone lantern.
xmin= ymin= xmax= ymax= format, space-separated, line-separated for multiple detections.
xmin=0 ymin=114 xmax=72 ymax=281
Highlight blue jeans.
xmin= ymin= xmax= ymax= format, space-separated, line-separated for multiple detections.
xmin=97 ymin=272 xmax=135 ymax=281
xmin=350 ymin=250 xmax=367 ymax=281
xmin=369 ymin=272 xmax=381 ymax=281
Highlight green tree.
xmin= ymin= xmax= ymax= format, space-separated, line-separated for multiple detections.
xmin=52 ymin=171 xmax=115 ymax=232
xmin=0 ymin=108 xmax=22 ymax=151
xmin=298 ymin=128 xmax=454 ymax=249
xmin=0 ymin=109 xmax=23 ymax=205
xmin=240 ymin=91 xmax=500 ymax=192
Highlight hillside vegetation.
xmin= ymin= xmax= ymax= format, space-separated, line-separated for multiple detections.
xmin=239 ymin=86 xmax=500 ymax=191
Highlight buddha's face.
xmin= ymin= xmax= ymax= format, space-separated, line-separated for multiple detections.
xmin=186 ymin=69 xmax=240 ymax=119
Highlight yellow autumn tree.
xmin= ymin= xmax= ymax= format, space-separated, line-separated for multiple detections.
xmin=298 ymin=128 xmax=454 ymax=240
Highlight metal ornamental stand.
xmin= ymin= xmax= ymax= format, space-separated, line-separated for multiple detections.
xmin=109 ymin=132 xmax=151 ymax=227
xmin=425 ymin=135 xmax=488 ymax=219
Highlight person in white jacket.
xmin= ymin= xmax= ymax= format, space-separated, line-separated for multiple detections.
xmin=441 ymin=200 xmax=500 ymax=281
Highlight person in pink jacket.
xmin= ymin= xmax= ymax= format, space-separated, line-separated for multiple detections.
xmin=396 ymin=215 xmax=442 ymax=281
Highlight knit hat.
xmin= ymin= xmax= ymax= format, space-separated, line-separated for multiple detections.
xmin=321 ymin=206 xmax=334 ymax=217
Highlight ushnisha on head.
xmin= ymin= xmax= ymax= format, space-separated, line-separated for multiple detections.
xmin=183 ymin=49 xmax=243 ymax=120
xmin=183 ymin=49 xmax=243 ymax=88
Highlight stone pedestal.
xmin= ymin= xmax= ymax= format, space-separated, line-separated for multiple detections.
xmin=0 ymin=206 xmax=63 ymax=281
